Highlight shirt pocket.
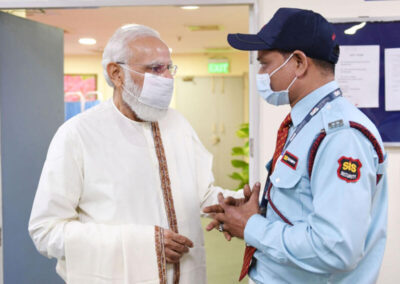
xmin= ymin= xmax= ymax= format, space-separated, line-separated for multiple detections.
xmin=269 ymin=162 xmax=303 ymax=221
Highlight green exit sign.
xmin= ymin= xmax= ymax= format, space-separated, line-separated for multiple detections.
xmin=208 ymin=61 xmax=230 ymax=74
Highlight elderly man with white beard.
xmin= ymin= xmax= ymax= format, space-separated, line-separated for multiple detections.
xmin=28 ymin=25 xmax=247 ymax=284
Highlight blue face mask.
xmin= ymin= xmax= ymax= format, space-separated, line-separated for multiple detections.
xmin=256 ymin=53 xmax=297 ymax=106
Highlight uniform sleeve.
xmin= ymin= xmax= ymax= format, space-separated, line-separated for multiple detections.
xmin=244 ymin=128 xmax=378 ymax=273
xmin=28 ymin=124 xmax=162 ymax=283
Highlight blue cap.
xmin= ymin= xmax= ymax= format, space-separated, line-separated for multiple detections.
xmin=227 ymin=8 xmax=339 ymax=64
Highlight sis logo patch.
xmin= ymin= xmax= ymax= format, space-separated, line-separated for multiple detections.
xmin=337 ymin=156 xmax=362 ymax=183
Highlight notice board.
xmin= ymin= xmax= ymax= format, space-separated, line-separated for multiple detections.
xmin=333 ymin=21 xmax=400 ymax=145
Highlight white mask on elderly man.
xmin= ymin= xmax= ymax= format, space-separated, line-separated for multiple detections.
xmin=120 ymin=65 xmax=174 ymax=121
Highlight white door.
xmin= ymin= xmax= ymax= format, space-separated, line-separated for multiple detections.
xmin=175 ymin=76 xmax=246 ymax=190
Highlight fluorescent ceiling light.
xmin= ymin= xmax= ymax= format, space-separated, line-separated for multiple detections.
xmin=344 ymin=22 xmax=366 ymax=35
xmin=79 ymin=38 xmax=96 ymax=45
xmin=181 ymin=6 xmax=199 ymax=10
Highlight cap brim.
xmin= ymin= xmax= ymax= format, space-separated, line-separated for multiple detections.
xmin=227 ymin=33 xmax=271 ymax=51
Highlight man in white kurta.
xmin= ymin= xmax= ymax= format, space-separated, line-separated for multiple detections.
xmin=29 ymin=25 xmax=241 ymax=284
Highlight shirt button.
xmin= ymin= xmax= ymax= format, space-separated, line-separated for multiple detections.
xmin=275 ymin=178 xmax=280 ymax=183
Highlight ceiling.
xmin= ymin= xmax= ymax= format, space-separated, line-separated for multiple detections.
xmin=25 ymin=5 xmax=249 ymax=55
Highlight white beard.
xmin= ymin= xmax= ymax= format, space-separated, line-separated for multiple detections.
xmin=121 ymin=72 xmax=168 ymax=122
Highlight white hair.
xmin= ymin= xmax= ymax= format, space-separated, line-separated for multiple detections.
xmin=102 ymin=24 xmax=160 ymax=87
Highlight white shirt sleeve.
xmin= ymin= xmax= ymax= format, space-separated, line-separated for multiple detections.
xmin=28 ymin=123 xmax=83 ymax=259
xmin=190 ymin=130 xmax=244 ymax=211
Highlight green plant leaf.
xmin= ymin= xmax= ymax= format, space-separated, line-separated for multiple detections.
xmin=236 ymin=129 xmax=248 ymax=138
xmin=231 ymin=147 xmax=246 ymax=156
xmin=229 ymin=123 xmax=250 ymax=189
xmin=229 ymin=172 xmax=244 ymax=181
xmin=240 ymin=123 xmax=249 ymax=129
xmin=231 ymin=159 xmax=248 ymax=168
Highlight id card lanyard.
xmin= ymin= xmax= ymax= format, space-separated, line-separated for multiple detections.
xmin=259 ymin=88 xmax=343 ymax=214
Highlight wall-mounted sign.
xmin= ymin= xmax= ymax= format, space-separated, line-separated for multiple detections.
xmin=208 ymin=59 xmax=230 ymax=74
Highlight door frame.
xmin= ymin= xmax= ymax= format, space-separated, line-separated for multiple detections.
xmin=0 ymin=0 xmax=260 ymax=186
xmin=0 ymin=0 xmax=255 ymax=8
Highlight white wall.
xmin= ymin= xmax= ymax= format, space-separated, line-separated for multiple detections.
xmin=259 ymin=0 xmax=400 ymax=20
xmin=171 ymin=53 xmax=249 ymax=122
xmin=257 ymin=1 xmax=400 ymax=283
xmin=64 ymin=52 xmax=248 ymax=99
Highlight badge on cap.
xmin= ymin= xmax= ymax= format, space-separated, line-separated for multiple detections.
xmin=337 ymin=156 xmax=362 ymax=183
xmin=281 ymin=151 xmax=298 ymax=170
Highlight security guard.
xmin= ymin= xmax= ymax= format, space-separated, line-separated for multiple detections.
xmin=204 ymin=8 xmax=388 ymax=284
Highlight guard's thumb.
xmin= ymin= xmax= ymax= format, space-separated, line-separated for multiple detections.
xmin=250 ymin=182 xmax=261 ymax=202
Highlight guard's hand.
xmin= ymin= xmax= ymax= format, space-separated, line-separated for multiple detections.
xmin=163 ymin=229 xmax=194 ymax=263
xmin=223 ymin=184 xmax=252 ymax=207
xmin=214 ymin=182 xmax=261 ymax=239
xmin=203 ymin=184 xmax=252 ymax=215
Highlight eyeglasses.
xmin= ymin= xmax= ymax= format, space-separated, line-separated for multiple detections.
xmin=117 ymin=62 xmax=178 ymax=76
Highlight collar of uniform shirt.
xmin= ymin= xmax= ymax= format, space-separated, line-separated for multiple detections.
xmin=290 ymin=80 xmax=340 ymax=127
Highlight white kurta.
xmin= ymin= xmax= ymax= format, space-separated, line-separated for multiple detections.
xmin=29 ymin=99 xmax=242 ymax=284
